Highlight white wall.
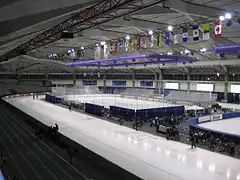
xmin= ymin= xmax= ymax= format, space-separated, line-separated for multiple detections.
xmin=97 ymin=80 xmax=104 ymax=86
xmin=52 ymin=80 xmax=73 ymax=85
xmin=50 ymin=79 xmax=240 ymax=93
xmin=214 ymin=82 xmax=225 ymax=92
xmin=189 ymin=81 xmax=197 ymax=91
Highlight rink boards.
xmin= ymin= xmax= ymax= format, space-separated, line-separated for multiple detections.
xmin=63 ymin=94 xmax=203 ymax=111
xmin=4 ymin=96 xmax=240 ymax=180
xmin=198 ymin=117 xmax=240 ymax=137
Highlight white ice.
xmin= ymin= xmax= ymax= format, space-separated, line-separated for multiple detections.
xmin=199 ymin=118 xmax=240 ymax=136
xmin=63 ymin=94 xmax=203 ymax=111
xmin=5 ymin=96 xmax=240 ymax=180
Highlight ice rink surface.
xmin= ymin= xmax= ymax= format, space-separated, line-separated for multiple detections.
xmin=63 ymin=94 xmax=203 ymax=111
xmin=198 ymin=118 xmax=240 ymax=136
xmin=4 ymin=96 xmax=240 ymax=180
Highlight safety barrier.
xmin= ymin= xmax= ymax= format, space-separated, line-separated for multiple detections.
xmin=45 ymin=94 xmax=64 ymax=103
xmin=85 ymin=103 xmax=104 ymax=116
xmin=110 ymin=106 xmax=135 ymax=121
xmin=187 ymin=112 xmax=240 ymax=143
xmin=110 ymin=105 xmax=184 ymax=121
xmin=1 ymin=92 xmax=47 ymax=100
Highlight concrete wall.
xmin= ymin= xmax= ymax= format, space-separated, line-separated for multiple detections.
xmin=50 ymin=79 xmax=236 ymax=93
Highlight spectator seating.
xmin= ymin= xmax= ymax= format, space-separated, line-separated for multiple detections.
xmin=165 ymin=91 xmax=217 ymax=108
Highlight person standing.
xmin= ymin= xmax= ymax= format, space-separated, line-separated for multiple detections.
xmin=190 ymin=133 xmax=197 ymax=149
xmin=209 ymin=135 xmax=215 ymax=151
xmin=119 ymin=118 xmax=124 ymax=126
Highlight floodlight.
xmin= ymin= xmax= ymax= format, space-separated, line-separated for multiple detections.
xmin=167 ymin=25 xmax=173 ymax=31
xmin=126 ymin=35 xmax=130 ymax=40
xmin=100 ymin=41 xmax=106 ymax=46
xmin=225 ymin=13 xmax=232 ymax=19
xmin=148 ymin=30 xmax=153 ymax=35
xmin=219 ymin=15 xmax=225 ymax=21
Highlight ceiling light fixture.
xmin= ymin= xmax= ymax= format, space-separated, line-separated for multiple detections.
xmin=184 ymin=49 xmax=190 ymax=54
xmin=167 ymin=25 xmax=173 ymax=31
xmin=100 ymin=41 xmax=106 ymax=46
xmin=219 ymin=15 xmax=225 ymax=21
xmin=126 ymin=35 xmax=130 ymax=40
xmin=148 ymin=30 xmax=153 ymax=35
xmin=225 ymin=13 xmax=232 ymax=19
xmin=200 ymin=48 xmax=207 ymax=53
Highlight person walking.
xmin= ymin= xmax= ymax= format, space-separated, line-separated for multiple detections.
xmin=119 ymin=118 xmax=124 ymax=126
xmin=209 ymin=135 xmax=215 ymax=151
xmin=190 ymin=133 xmax=197 ymax=149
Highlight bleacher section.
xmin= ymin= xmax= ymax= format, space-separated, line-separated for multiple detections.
xmin=52 ymin=86 xmax=101 ymax=96
xmin=165 ymin=91 xmax=217 ymax=108
xmin=2 ymin=94 xmax=141 ymax=180
xmin=0 ymin=99 xmax=87 ymax=180
xmin=0 ymin=80 xmax=49 ymax=96
xmin=121 ymin=88 xmax=154 ymax=98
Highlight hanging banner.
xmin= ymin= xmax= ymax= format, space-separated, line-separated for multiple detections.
xmin=201 ymin=23 xmax=210 ymax=40
xmin=125 ymin=39 xmax=129 ymax=51
xmin=95 ymin=46 xmax=101 ymax=59
xmin=130 ymin=38 xmax=135 ymax=50
xmin=114 ymin=42 xmax=118 ymax=53
xmin=143 ymin=36 xmax=147 ymax=48
xmin=119 ymin=39 xmax=123 ymax=51
xmin=103 ymin=45 xmax=109 ymax=59
xmin=215 ymin=21 xmax=222 ymax=38
xmin=150 ymin=34 xmax=154 ymax=47
xmin=165 ymin=32 xmax=170 ymax=45
xmin=110 ymin=42 xmax=114 ymax=53
xmin=172 ymin=32 xmax=179 ymax=44
xmin=157 ymin=31 xmax=162 ymax=47
xmin=182 ymin=27 xmax=188 ymax=43
xmin=136 ymin=36 xmax=141 ymax=50
xmin=192 ymin=25 xmax=199 ymax=41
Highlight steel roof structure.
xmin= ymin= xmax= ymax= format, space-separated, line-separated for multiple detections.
xmin=0 ymin=0 xmax=239 ymax=74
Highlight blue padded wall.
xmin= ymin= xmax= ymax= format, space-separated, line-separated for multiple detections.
xmin=85 ymin=103 xmax=104 ymax=116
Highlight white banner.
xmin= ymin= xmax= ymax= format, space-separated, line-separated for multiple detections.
xmin=211 ymin=114 xmax=222 ymax=121
xmin=198 ymin=114 xmax=222 ymax=123
xmin=198 ymin=116 xmax=211 ymax=123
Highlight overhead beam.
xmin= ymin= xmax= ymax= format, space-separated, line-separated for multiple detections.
xmin=0 ymin=0 xmax=164 ymax=61
xmin=17 ymin=63 xmax=44 ymax=73
xmin=21 ymin=55 xmax=75 ymax=73
xmin=164 ymin=0 xmax=225 ymax=18
xmin=108 ymin=17 xmax=166 ymax=30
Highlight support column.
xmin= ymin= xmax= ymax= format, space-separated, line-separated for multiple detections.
xmin=43 ymin=73 xmax=49 ymax=87
xmin=155 ymin=72 xmax=159 ymax=93
xmin=159 ymin=69 xmax=163 ymax=94
xmin=132 ymin=72 xmax=135 ymax=88
xmin=103 ymin=72 xmax=106 ymax=89
xmin=224 ymin=73 xmax=228 ymax=102
xmin=16 ymin=59 xmax=20 ymax=84
xmin=187 ymin=73 xmax=190 ymax=92
xmin=73 ymin=72 xmax=76 ymax=87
